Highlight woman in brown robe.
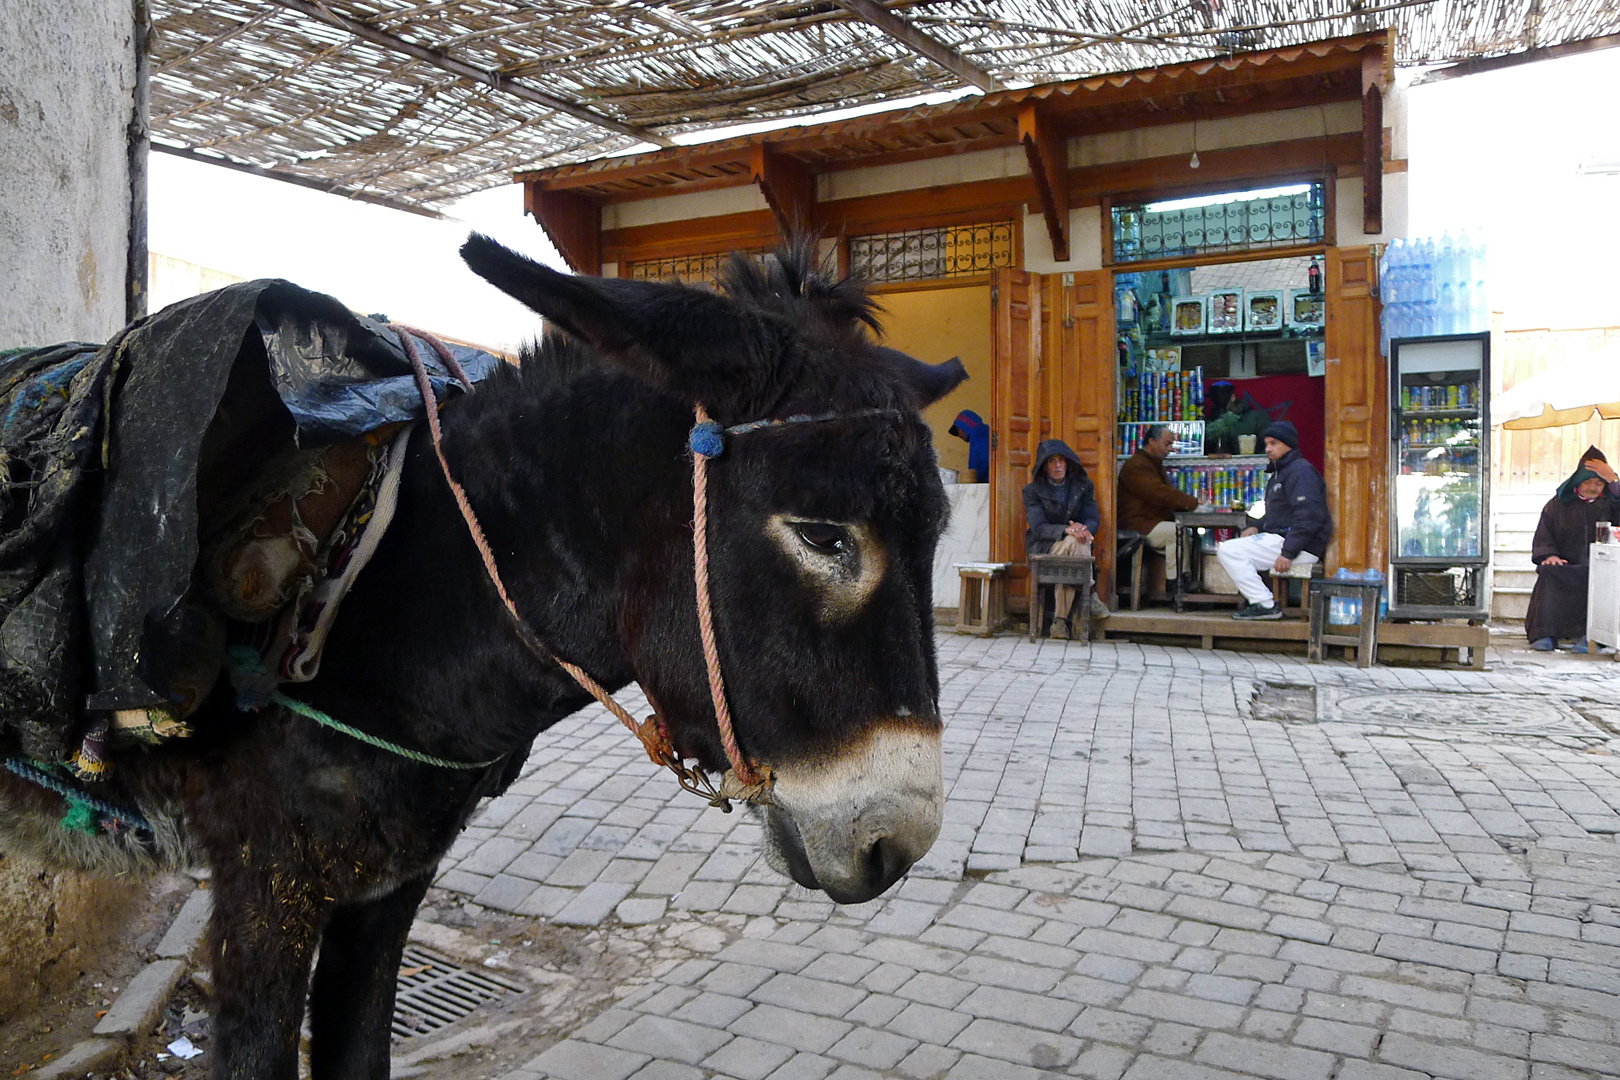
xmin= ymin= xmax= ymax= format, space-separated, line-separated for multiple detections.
xmin=1526 ymin=447 xmax=1619 ymax=652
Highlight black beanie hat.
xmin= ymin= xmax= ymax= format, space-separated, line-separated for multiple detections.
xmin=1263 ymin=420 xmax=1299 ymax=449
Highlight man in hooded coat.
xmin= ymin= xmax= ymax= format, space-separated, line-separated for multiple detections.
xmin=1024 ymin=438 xmax=1109 ymax=636
xmin=1526 ymin=446 xmax=1619 ymax=652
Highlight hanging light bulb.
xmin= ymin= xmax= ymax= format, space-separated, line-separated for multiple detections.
xmin=1189 ymin=117 xmax=1200 ymax=168
xmin=1189 ymin=151 xmax=1200 ymax=169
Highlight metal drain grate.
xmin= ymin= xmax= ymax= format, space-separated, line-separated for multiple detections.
xmin=392 ymin=945 xmax=526 ymax=1040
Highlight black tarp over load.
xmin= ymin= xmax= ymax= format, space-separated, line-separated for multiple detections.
xmin=0 ymin=281 xmax=499 ymax=763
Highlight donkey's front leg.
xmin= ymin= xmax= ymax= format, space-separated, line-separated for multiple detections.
xmin=308 ymin=874 xmax=433 ymax=1080
xmin=207 ymin=863 xmax=325 ymax=1080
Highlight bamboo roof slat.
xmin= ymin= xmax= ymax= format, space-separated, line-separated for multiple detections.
xmin=148 ymin=0 xmax=1620 ymax=208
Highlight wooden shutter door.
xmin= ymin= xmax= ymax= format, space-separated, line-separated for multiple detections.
xmin=1058 ymin=271 xmax=1118 ymax=598
xmin=989 ymin=268 xmax=1041 ymax=570
xmin=1323 ymin=246 xmax=1388 ymax=572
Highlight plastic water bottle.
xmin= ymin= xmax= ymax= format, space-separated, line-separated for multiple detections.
xmin=1438 ymin=283 xmax=1457 ymax=335
xmin=1471 ymin=278 xmax=1488 ymax=333
xmin=1455 ymin=281 xmax=1473 ymax=334
xmin=1436 ymin=231 xmax=1456 ymax=290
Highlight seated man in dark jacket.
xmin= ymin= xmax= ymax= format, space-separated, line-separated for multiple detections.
xmin=1024 ymin=438 xmax=1109 ymax=636
xmin=1215 ymin=421 xmax=1332 ymax=620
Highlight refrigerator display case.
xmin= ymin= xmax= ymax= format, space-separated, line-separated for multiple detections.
xmin=1388 ymin=332 xmax=1490 ymax=620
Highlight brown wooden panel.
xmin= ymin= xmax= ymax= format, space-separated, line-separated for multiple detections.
xmin=990 ymin=268 xmax=1041 ymax=566
xmin=1019 ymin=102 xmax=1069 ymax=261
xmin=526 ymin=184 xmax=601 ymax=275
xmin=1323 ymin=245 xmax=1387 ymax=573
xmin=1060 ymin=270 xmax=1119 ymax=598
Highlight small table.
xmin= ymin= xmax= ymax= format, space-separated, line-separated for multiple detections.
xmin=1172 ymin=510 xmax=1251 ymax=612
xmin=1028 ymin=554 xmax=1095 ymax=643
xmin=955 ymin=562 xmax=1012 ymax=636
xmin=1308 ymin=578 xmax=1385 ymax=667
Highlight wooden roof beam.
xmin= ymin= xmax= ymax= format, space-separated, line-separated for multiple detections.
xmin=525 ymin=183 xmax=600 ymax=275
xmin=751 ymin=145 xmax=816 ymax=237
xmin=1018 ymin=102 xmax=1068 ymax=262
xmin=1360 ymin=39 xmax=1387 ymax=235
xmin=268 ymin=0 xmax=673 ymax=148
xmin=830 ymin=0 xmax=1006 ymax=93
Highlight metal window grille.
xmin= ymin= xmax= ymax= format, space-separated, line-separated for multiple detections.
xmin=622 ymin=248 xmax=772 ymax=284
xmin=849 ymin=222 xmax=1015 ymax=283
xmin=1112 ymin=182 xmax=1327 ymax=263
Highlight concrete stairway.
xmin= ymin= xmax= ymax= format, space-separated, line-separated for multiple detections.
xmin=1491 ymin=489 xmax=1546 ymax=620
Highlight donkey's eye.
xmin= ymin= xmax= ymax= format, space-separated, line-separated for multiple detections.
xmin=793 ymin=521 xmax=852 ymax=556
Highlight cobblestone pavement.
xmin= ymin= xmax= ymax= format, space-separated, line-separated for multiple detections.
xmin=429 ymin=636 xmax=1620 ymax=1080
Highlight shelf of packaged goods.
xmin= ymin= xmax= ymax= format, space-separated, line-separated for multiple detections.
xmin=1399 ymin=409 xmax=1479 ymax=419
xmin=1115 ymin=454 xmax=1268 ymax=463
xmin=1401 ymin=443 xmax=1480 ymax=452
xmin=1399 ymin=471 xmax=1476 ymax=478
xmin=1142 ymin=332 xmax=1324 ymax=348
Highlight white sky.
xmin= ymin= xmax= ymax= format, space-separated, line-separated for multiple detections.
xmin=146 ymin=87 xmax=977 ymax=356
xmin=148 ymin=153 xmax=562 ymax=355
xmin=146 ymin=50 xmax=1620 ymax=351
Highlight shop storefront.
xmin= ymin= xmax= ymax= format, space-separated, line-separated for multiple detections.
xmin=515 ymin=32 xmax=1399 ymax=631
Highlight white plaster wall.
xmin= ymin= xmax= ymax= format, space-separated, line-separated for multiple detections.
xmin=932 ymin=483 xmax=992 ymax=604
xmin=1336 ymin=172 xmax=1407 ymax=248
xmin=1024 ymin=205 xmax=1105 ymax=275
xmin=820 ymin=147 xmax=1028 ymax=202
xmin=601 ymin=185 xmax=766 ymax=229
xmin=0 ymin=2 xmax=135 ymax=346
xmin=1069 ymin=102 xmax=1362 ymax=168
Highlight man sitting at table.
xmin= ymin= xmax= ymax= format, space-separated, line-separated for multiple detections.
xmin=1024 ymin=439 xmax=1109 ymax=637
xmin=1525 ymin=447 xmax=1619 ymax=653
xmin=1117 ymin=424 xmax=1201 ymax=586
xmin=1215 ymin=421 xmax=1332 ymax=620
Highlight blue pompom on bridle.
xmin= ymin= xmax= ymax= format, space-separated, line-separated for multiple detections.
xmin=688 ymin=419 xmax=725 ymax=458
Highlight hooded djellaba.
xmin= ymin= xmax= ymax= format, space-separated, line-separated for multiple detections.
xmin=1525 ymin=446 xmax=1620 ymax=651
xmin=1022 ymin=439 xmax=1100 ymax=556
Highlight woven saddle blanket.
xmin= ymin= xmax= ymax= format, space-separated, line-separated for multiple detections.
xmin=0 ymin=281 xmax=499 ymax=765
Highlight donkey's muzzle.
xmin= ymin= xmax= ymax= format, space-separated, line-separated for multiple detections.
xmin=761 ymin=721 xmax=943 ymax=904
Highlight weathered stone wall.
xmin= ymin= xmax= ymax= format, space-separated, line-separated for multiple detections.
xmin=0 ymin=862 xmax=142 ymax=1020
xmin=0 ymin=1 xmax=141 ymax=1022
xmin=0 ymin=2 xmax=136 ymax=346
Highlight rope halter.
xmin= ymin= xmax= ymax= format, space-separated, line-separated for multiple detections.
xmin=394 ymin=323 xmax=894 ymax=811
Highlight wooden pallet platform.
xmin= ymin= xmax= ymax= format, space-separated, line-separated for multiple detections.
xmin=1095 ymin=610 xmax=1487 ymax=669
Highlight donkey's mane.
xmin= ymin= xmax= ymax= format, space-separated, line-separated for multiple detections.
xmin=494 ymin=237 xmax=905 ymax=421
xmin=717 ymin=235 xmax=883 ymax=346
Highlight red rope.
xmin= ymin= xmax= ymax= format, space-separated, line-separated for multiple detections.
xmin=691 ymin=405 xmax=763 ymax=786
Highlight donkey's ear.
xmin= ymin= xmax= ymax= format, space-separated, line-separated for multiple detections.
xmin=461 ymin=233 xmax=645 ymax=357
xmin=871 ymin=346 xmax=969 ymax=408
xmin=461 ymin=233 xmax=784 ymax=411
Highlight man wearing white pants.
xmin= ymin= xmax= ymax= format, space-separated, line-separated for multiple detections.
xmin=1216 ymin=421 xmax=1331 ymax=620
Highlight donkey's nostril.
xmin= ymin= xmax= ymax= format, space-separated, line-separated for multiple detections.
xmin=864 ymin=834 xmax=913 ymax=893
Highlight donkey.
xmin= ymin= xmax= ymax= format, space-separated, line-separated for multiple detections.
xmin=0 ymin=235 xmax=966 ymax=1078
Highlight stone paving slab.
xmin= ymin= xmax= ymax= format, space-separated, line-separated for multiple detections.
xmin=432 ymin=636 xmax=1620 ymax=1080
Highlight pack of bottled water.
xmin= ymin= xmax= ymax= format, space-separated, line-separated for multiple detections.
xmin=1378 ymin=231 xmax=1488 ymax=356
xmin=1327 ymin=567 xmax=1388 ymax=625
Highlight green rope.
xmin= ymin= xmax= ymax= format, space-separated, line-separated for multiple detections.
xmin=270 ymin=692 xmax=501 ymax=771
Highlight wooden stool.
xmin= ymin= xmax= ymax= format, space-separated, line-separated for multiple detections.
xmin=1028 ymin=554 xmax=1095 ymax=644
xmin=955 ymin=562 xmax=1012 ymax=636
xmin=1308 ymin=578 xmax=1385 ymax=667
xmin=1266 ymin=562 xmax=1324 ymax=615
